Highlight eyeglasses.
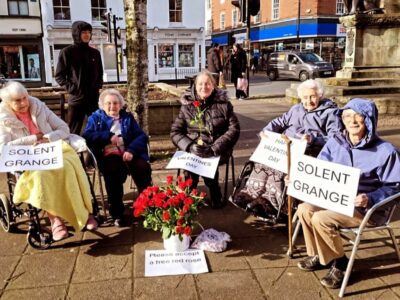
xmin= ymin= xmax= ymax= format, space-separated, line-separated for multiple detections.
xmin=342 ymin=113 xmax=364 ymax=122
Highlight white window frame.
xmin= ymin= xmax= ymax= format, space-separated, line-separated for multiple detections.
xmin=232 ymin=8 xmax=238 ymax=28
xmin=91 ymin=0 xmax=107 ymax=21
xmin=272 ymin=0 xmax=279 ymax=20
xmin=253 ymin=11 xmax=261 ymax=24
xmin=169 ymin=0 xmax=183 ymax=23
xmin=53 ymin=0 xmax=71 ymax=21
xmin=220 ymin=12 xmax=225 ymax=31
xmin=336 ymin=0 xmax=345 ymax=15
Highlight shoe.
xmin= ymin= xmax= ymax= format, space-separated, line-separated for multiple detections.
xmin=113 ymin=218 xmax=127 ymax=227
xmin=297 ymin=255 xmax=323 ymax=272
xmin=51 ymin=217 xmax=68 ymax=242
xmin=85 ymin=215 xmax=98 ymax=231
xmin=320 ymin=265 xmax=345 ymax=289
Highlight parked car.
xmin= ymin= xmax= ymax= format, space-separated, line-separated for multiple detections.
xmin=266 ymin=51 xmax=334 ymax=82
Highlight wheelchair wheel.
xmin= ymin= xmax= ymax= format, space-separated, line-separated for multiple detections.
xmin=0 ymin=194 xmax=12 ymax=232
xmin=27 ymin=227 xmax=52 ymax=250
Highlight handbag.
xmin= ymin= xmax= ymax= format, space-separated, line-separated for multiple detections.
xmin=237 ymin=77 xmax=248 ymax=94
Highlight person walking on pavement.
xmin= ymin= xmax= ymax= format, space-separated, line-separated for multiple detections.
xmin=207 ymin=43 xmax=223 ymax=85
xmin=55 ymin=21 xmax=103 ymax=135
xmin=230 ymin=43 xmax=247 ymax=100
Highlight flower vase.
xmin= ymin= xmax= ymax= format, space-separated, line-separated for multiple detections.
xmin=163 ymin=234 xmax=190 ymax=252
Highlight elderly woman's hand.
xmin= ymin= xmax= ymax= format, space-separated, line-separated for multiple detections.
xmin=122 ymin=151 xmax=133 ymax=162
xmin=354 ymin=193 xmax=368 ymax=208
xmin=110 ymin=134 xmax=119 ymax=145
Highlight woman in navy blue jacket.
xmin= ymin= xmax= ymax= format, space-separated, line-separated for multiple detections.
xmin=83 ymin=89 xmax=152 ymax=227
xmin=296 ymin=98 xmax=400 ymax=289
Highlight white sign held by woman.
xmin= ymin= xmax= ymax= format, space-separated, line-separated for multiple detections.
xmin=0 ymin=140 xmax=64 ymax=172
xmin=166 ymin=151 xmax=220 ymax=178
xmin=287 ymin=155 xmax=360 ymax=217
xmin=250 ymin=131 xmax=307 ymax=173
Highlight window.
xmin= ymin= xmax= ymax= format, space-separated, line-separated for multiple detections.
xmin=207 ymin=19 xmax=212 ymax=35
xmin=169 ymin=0 xmax=182 ymax=23
xmin=232 ymin=8 xmax=238 ymax=28
xmin=158 ymin=44 xmax=175 ymax=68
xmin=220 ymin=12 xmax=225 ymax=30
xmin=8 ymin=0 xmax=28 ymax=16
xmin=0 ymin=45 xmax=41 ymax=81
xmin=336 ymin=0 xmax=345 ymax=15
xmin=272 ymin=0 xmax=279 ymax=20
xmin=178 ymin=44 xmax=194 ymax=67
xmin=53 ymin=0 xmax=71 ymax=20
xmin=253 ymin=11 xmax=261 ymax=23
xmin=91 ymin=0 xmax=107 ymax=21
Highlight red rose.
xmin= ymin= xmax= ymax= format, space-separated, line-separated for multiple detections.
xmin=166 ymin=175 xmax=173 ymax=184
xmin=185 ymin=178 xmax=193 ymax=186
xmin=166 ymin=189 xmax=173 ymax=196
xmin=177 ymin=219 xmax=184 ymax=226
xmin=184 ymin=226 xmax=192 ymax=236
xmin=163 ymin=211 xmax=170 ymax=221
xmin=179 ymin=182 xmax=187 ymax=190
xmin=177 ymin=175 xmax=183 ymax=183
xmin=176 ymin=226 xmax=184 ymax=234
xmin=179 ymin=210 xmax=185 ymax=217
xmin=183 ymin=204 xmax=190 ymax=212
xmin=193 ymin=101 xmax=200 ymax=108
xmin=184 ymin=198 xmax=194 ymax=205
xmin=191 ymin=188 xmax=198 ymax=196
xmin=200 ymin=192 xmax=206 ymax=198
xmin=155 ymin=198 xmax=163 ymax=208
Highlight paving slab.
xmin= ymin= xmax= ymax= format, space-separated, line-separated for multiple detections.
xmin=0 ymin=256 xmax=20 ymax=290
xmin=1 ymin=285 xmax=67 ymax=300
xmin=72 ymin=245 xmax=132 ymax=283
xmin=68 ymin=279 xmax=132 ymax=300
xmin=0 ymin=230 xmax=27 ymax=256
xmin=6 ymin=251 xmax=77 ymax=289
xmin=81 ymin=225 xmax=134 ymax=248
xmin=195 ymin=270 xmax=265 ymax=300
xmin=205 ymin=249 xmax=249 ymax=272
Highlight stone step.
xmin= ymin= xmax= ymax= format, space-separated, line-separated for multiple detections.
xmin=325 ymin=85 xmax=400 ymax=96
xmin=336 ymin=68 xmax=400 ymax=79
xmin=323 ymin=78 xmax=400 ymax=87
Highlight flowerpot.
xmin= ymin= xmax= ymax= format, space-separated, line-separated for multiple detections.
xmin=163 ymin=234 xmax=190 ymax=252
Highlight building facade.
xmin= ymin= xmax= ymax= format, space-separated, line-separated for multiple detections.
xmin=41 ymin=0 xmax=126 ymax=85
xmin=0 ymin=0 xmax=44 ymax=87
xmin=211 ymin=0 xmax=347 ymax=69
xmin=147 ymin=0 xmax=205 ymax=82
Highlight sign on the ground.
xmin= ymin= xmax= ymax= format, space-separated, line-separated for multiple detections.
xmin=250 ymin=131 xmax=307 ymax=173
xmin=145 ymin=249 xmax=208 ymax=277
xmin=287 ymin=154 xmax=360 ymax=217
xmin=0 ymin=140 xmax=63 ymax=172
xmin=166 ymin=151 xmax=220 ymax=178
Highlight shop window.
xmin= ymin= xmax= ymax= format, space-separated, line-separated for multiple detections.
xmin=336 ymin=0 xmax=345 ymax=15
xmin=169 ymin=0 xmax=182 ymax=23
xmin=232 ymin=8 xmax=238 ymax=28
xmin=92 ymin=0 xmax=107 ymax=21
xmin=8 ymin=0 xmax=29 ymax=16
xmin=220 ymin=12 xmax=225 ymax=30
xmin=158 ymin=44 xmax=175 ymax=68
xmin=272 ymin=0 xmax=279 ymax=20
xmin=53 ymin=0 xmax=71 ymax=20
xmin=178 ymin=44 xmax=194 ymax=67
xmin=0 ymin=45 xmax=41 ymax=81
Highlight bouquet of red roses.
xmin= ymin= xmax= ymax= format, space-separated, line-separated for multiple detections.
xmin=133 ymin=175 xmax=206 ymax=240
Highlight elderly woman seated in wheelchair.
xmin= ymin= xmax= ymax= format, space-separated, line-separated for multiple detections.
xmin=296 ymin=98 xmax=400 ymax=289
xmin=0 ymin=81 xmax=98 ymax=246
xmin=231 ymin=79 xmax=342 ymax=220
xmin=83 ymin=88 xmax=152 ymax=227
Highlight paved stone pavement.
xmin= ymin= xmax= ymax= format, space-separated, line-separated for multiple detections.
xmin=0 ymin=100 xmax=400 ymax=300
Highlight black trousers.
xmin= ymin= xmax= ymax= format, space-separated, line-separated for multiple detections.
xmin=101 ymin=155 xmax=152 ymax=220
xmin=183 ymin=170 xmax=222 ymax=206
xmin=68 ymin=101 xmax=98 ymax=135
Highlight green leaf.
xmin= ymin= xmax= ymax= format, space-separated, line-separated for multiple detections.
xmin=162 ymin=227 xmax=171 ymax=240
xmin=143 ymin=220 xmax=148 ymax=228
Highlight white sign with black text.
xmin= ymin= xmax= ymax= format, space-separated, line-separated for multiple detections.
xmin=250 ymin=131 xmax=307 ymax=174
xmin=145 ymin=249 xmax=208 ymax=277
xmin=0 ymin=140 xmax=64 ymax=172
xmin=166 ymin=151 xmax=220 ymax=179
xmin=287 ymin=155 xmax=360 ymax=217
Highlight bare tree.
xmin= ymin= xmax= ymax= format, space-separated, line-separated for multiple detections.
xmin=123 ymin=0 xmax=148 ymax=132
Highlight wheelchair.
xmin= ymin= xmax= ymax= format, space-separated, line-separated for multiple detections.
xmin=0 ymin=148 xmax=104 ymax=250
xmin=229 ymin=160 xmax=294 ymax=225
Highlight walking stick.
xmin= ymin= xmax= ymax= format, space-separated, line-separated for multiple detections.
xmin=281 ymin=134 xmax=294 ymax=257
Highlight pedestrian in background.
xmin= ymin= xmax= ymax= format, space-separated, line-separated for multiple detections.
xmin=230 ymin=43 xmax=247 ymax=100
xmin=207 ymin=43 xmax=223 ymax=85
xmin=56 ymin=21 xmax=103 ymax=135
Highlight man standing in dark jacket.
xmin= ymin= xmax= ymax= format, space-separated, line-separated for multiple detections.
xmin=56 ymin=21 xmax=103 ymax=135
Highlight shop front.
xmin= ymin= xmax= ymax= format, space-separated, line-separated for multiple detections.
xmin=0 ymin=18 xmax=44 ymax=87
xmin=147 ymin=29 xmax=205 ymax=82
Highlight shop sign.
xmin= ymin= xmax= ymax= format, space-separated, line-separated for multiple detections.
xmin=336 ymin=24 xmax=346 ymax=37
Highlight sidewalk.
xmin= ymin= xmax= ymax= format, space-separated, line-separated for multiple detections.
xmin=0 ymin=100 xmax=399 ymax=299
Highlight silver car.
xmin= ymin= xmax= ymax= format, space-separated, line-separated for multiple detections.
xmin=266 ymin=51 xmax=334 ymax=82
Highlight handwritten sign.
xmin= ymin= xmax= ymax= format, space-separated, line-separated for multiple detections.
xmin=250 ymin=131 xmax=307 ymax=173
xmin=166 ymin=151 xmax=220 ymax=179
xmin=287 ymin=155 xmax=360 ymax=217
xmin=0 ymin=140 xmax=63 ymax=172
xmin=145 ymin=249 xmax=208 ymax=277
